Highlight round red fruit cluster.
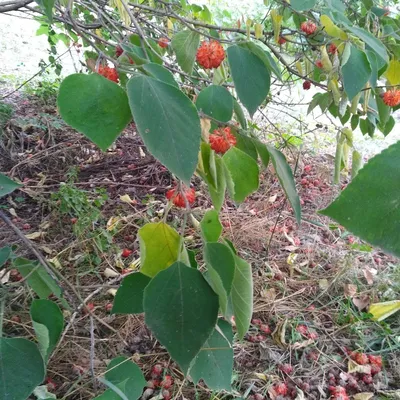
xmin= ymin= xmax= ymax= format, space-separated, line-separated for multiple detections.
xmin=349 ymin=351 xmax=382 ymax=375
xmin=196 ymin=40 xmax=225 ymax=69
xmin=296 ymin=324 xmax=318 ymax=340
xmin=315 ymin=59 xmax=323 ymax=69
xmin=166 ymin=186 xmax=196 ymax=208
xmin=158 ymin=37 xmax=169 ymax=48
xmin=98 ymin=65 xmax=119 ymax=83
xmin=209 ymin=126 xmax=237 ymax=154
xmin=328 ymin=43 xmax=338 ymax=54
xmin=303 ymin=80 xmax=311 ymax=90
xmin=382 ymin=89 xmax=400 ymax=107
xmin=301 ymin=20 xmax=317 ymax=35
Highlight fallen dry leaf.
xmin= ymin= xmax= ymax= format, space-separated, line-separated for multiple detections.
xmin=260 ymin=287 xmax=277 ymax=302
xmin=353 ymin=393 xmax=374 ymax=400
xmin=120 ymin=194 xmax=134 ymax=204
xmin=107 ymin=289 xmax=117 ymax=297
xmin=344 ymin=284 xmax=357 ymax=297
xmin=319 ymin=278 xmax=329 ymax=290
xmin=363 ymin=267 xmax=376 ymax=285
xmin=348 ymin=359 xmax=371 ymax=374
xmin=294 ymin=389 xmax=306 ymax=400
xmin=268 ymin=194 xmax=278 ymax=203
xmin=291 ymin=338 xmax=315 ymax=350
xmin=104 ymin=268 xmax=119 ymax=278
xmin=25 ymin=231 xmax=42 ymax=240
xmin=272 ymin=319 xmax=288 ymax=348
xmin=352 ymin=295 xmax=370 ymax=311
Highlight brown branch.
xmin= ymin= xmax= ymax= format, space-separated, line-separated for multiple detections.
xmin=0 ymin=0 xmax=33 ymax=13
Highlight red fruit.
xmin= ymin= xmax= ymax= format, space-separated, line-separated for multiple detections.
xmin=46 ymin=377 xmax=57 ymax=391
xmin=303 ymin=80 xmax=311 ymax=90
xmin=10 ymin=315 xmax=21 ymax=323
xmin=84 ymin=303 xmax=95 ymax=313
xmin=162 ymin=390 xmax=171 ymax=400
xmin=158 ymin=37 xmax=169 ymax=48
xmin=296 ymin=324 xmax=309 ymax=336
xmin=313 ymin=179 xmax=320 ymax=186
xmin=10 ymin=269 xmax=23 ymax=282
xmin=22 ymin=223 xmax=31 ymax=230
xmin=151 ymin=379 xmax=161 ymax=387
xmin=257 ymin=335 xmax=267 ymax=342
xmin=196 ymin=40 xmax=225 ymax=69
xmin=362 ymin=374 xmax=373 ymax=384
xmin=166 ymin=186 xmax=196 ymax=208
xmin=151 ymin=364 xmax=163 ymax=376
xmin=116 ymin=45 xmax=123 ymax=57
xmin=371 ymin=363 xmax=381 ymax=375
xmin=105 ymin=303 xmax=113 ymax=312
xmin=252 ymin=318 xmax=262 ymax=326
xmin=352 ymin=352 xmax=369 ymax=365
xmin=122 ymin=248 xmax=133 ymax=258
xmin=278 ymin=36 xmax=286 ymax=45
xmin=72 ymin=364 xmax=86 ymax=375
xmin=347 ymin=236 xmax=355 ymax=244
xmin=382 ymin=89 xmax=400 ymax=107
xmin=304 ymin=165 xmax=312 ymax=173
xmin=260 ymin=324 xmax=271 ymax=334
xmin=161 ymin=375 xmax=173 ymax=389
xmin=98 ymin=65 xmax=119 ymax=83
xmin=368 ymin=354 xmax=382 ymax=368
xmin=279 ymin=363 xmax=294 ymax=374
xmin=248 ymin=335 xmax=257 ymax=343
xmin=209 ymin=126 xmax=237 ymax=154
xmin=328 ymin=43 xmax=338 ymax=54
xmin=273 ymin=382 xmax=288 ymax=396
xmin=301 ymin=382 xmax=310 ymax=392
xmin=70 ymin=217 xmax=78 ymax=224
xmin=307 ymin=331 xmax=318 ymax=340
xmin=301 ymin=178 xmax=308 ymax=185
xmin=301 ymin=20 xmax=317 ymax=35
xmin=330 ymin=386 xmax=349 ymax=400
xmin=316 ymin=59 xmax=323 ymax=68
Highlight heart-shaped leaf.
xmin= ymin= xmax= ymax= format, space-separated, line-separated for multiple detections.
xmin=58 ymin=74 xmax=132 ymax=151
xmin=144 ymin=262 xmax=219 ymax=373
xmin=127 ymin=75 xmax=201 ymax=184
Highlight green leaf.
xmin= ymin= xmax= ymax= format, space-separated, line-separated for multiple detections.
xmin=366 ymin=50 xmax=379 ymax=88
xmin=341 ymin=45 xmax=371 ymax=101
xmin=239 ymin=42 xmax=281 ymax=80
xmin=14 ymin=258 xmax=62 ymax=299
xmin=231 ymin=256 xmax=253 ymax=339
xmin=252 ymin=139 xmax=270 ymax=168
xmin=233 ymin=99 xmax=247 ymax=129
xmin=142 ymin=63 xmax=178 ymax=89
xmin=138 ymin=222 xmax=181 ymax=278
xmin=308 ymin=93 xmax=333 ymax=114
xmin=291 ymin=0 xmax=317 ymax=10
xmin=0 ymin=246 xmax=12 ymax=267
xmin=344 ymin=25 xmax=389 ymax=63
xmin=196 ymin=85 xmax=233 ymax=122
xmin=204 ymin=243 xmax=236 ymax=314
xmin=320 ymin=140 xmax=400 ymax=257
xmin=376 ymin=96 xmax=390 ymax=125
xmin=190 ymin=320 xmax=233 ymax=391
xmin=30 ymin=299 xmax=63 ymax=362
xmin=208 ymin=157 xmax=226 ymax=212
xmin=35 ymin=0 xmax=55 ymax=22
xmin=351 ymin=114 xmax=359 ymax=130
xmin=267 ymin=146 xmax=301 ymax=224
xmin=223 ymin=147 xmax=259 ymax=203
xmin=227 ymin=45 xmax=270 ymax=117
xmin=187 ymin=249 xmax=198 ymax=269
xmin=144 ymin=262 xmax=219 ymax=373
xmin=233 ymin=133 xmax=258 ymax=161
xmin=0 ymin=173 xmax=22 ymax=198
xmin=95 ymin=356 xmax=146 ymax=400
xmin=112 ymin=273 xmax=151 ymax=314
xmin=58 ymin=74 xmax=131 ymax=151
xmin=200 ymin=210 xmax=223 ymax=242
xmin=379 ymin=115 xmax=395 ymax=137
xmin=171 ymin=30 xmax=200 ymax=74
xmin=0 ymin=338 xmax=45 ymax=400
xmin=127 ymin=75 xmax=201 ymax=184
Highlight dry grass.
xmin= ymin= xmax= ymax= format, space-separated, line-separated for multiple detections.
xmin=1 ymin=91 xmax=400 ymax=400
